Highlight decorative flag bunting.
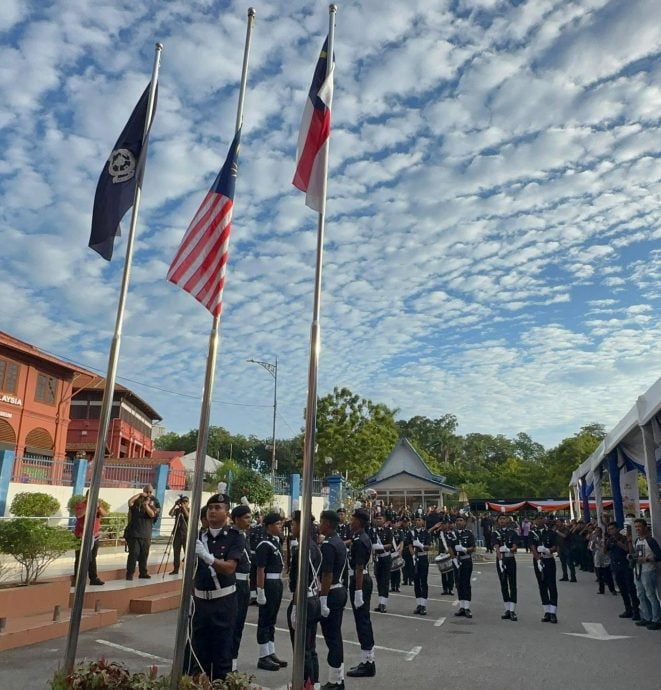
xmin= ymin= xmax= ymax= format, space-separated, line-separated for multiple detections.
xmin=167 ymin=130 xmax=241 ymax=317
xmin=89 ymin=83 xmax=157 ymax=260
xmin=292 ymin=37 xmax=334 ymax=212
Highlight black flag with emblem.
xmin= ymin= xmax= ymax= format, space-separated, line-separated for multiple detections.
xmin=89 ymin=82 xmax=157 ymax=260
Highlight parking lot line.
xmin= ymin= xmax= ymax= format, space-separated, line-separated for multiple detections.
xmin=434 ymin=616 xmax=446 ymax=627
xmin=388 ymin=592 xmax=455 ymax=604
xmin=377 ymin=610 xmax=438 ymax=623
xmin=243 ymin=622 xmax=421 ymax=660
xmin=96 ymin=639 xmax=170 ymax=663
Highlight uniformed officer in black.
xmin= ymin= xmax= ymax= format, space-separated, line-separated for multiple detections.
xmin=530 ymin=514 xmax=559 ymax=623
xmin=400 ymin=516 xmax=415 ymax=586
xmin=249 ymin=511 xmax=264 ymax=603
xmin=406 ymin=515 xmax=432 ymax=614
xmin=188 ymin=492 xmax=245 ymax=681
xmin=390 ymin=518 xmax=404 ymax=593
xmin=336 ymin=507 xmax=351 ymax=589
xmin=605 ymin=521 xmax=640 ymax=620
xmin=230 ymin=504 xmax=252 ymax=671
xmin=430 ymin=521 xmax=455 ymax=595
xmin=447 ymin=514 xmax=476 ymax=618
xmin=369 ymin=513 xmax=394 ymax=613
xmin=318 ymin=510 xmax=348 ymax=690
xmin=287 ymin=510 xmax=321 ymax=687
xmin=493 ymin=513 xmax=519 ymax=621
xmin=256 ymin=512 xmax=286 ymax=671
xmin=347 ymin=508 xmax=376 ymax=678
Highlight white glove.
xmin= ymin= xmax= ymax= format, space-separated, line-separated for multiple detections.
xmin=455 ymin=544 xmax=467 ymax=553
xmin=537 ymin=545 xmax=549 ymax=555
xmin=353 ymin=589 xmax=364 ymax=608
xmin=195 ymin=539 xmax=215 ymax=566
xmin=499 ymin=546 xmax=509 ymax=553
xmin=291 ymin=604 xmax=297 ymax=628
xmin=256 ymin=587 xmax=267 ymax=606
xmin=413 ymin=539 xmax=424 ymax=549
xmin=320 ymin=595 xmax=330 ymax=618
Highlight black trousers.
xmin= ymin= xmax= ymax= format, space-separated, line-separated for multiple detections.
xmin=126 ymin=536 xmax=151 ymax=577
xmin=441 ymin=568 xmax=454 ymax=593
xmin=456 ymin=558 xmax=473 ymax=602
xmin=413 ymin=556 xmax=429 ymax=599
xmin=534 ymin=558 xmax=558 ymax=606
xmin=374 ymin=555 xmax=391 ymax=598
xmin=172 ymin=530 xmax=186 ymax=570
xmin=287 ymin=598 xmax=320 ymax=683
xmin=402 ymin=552 xmax=414 ymax=584
xmin=559 ymin=551 xmax=575 ymax=579
xmin=319 ymin=586 xmax=346 ymax=669
xmin=257 ymin=579 xmax=283 ymax=645
xmin=190 ymin=593 xmax=237 ymax=680
xmin=231 ymin=579 xmax=250 ymax=660
xmin=74 ymin=539 xmax=99 ymax=582
xmin=349 ymin=573 xmax=374 ymax=651
xmin=613 ymin=566 xmax=639 ymax=613
xmin=390 ymin=566 xmax=401 ymax=590
xmin=498 ymin=558 xmax=517 ymax=603
xmin=596 ymin=566 xmax=615 ymax=593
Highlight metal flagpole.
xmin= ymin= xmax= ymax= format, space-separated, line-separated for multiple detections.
xmin=169 ymin=9 xmax=255 ymax=689
xmin=292 ymin=5 xmax=337 ymax=689
xmin=62 ymin=43 xmax=162 ymax=676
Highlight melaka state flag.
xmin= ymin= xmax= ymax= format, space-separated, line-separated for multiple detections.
xmin=166 ymin=130 xmax=241 ymax=318
xmin=292 ymin=37 xmax=334 ymax=212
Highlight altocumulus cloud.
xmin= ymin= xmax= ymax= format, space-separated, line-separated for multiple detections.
xmin=0 ymin=0 xmax=660 ymax=449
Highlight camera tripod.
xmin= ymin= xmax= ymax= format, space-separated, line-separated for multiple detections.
xmin=158 ymin=509 xmax=187 ymax=578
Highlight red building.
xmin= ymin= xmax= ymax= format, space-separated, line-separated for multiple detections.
xmin=0 ymin=331 xmax=87 ymax=462
xmin=67 ymin=377 xmax=162 ymax=460
xmin=0 ymin=330 xmax=163 ymax=485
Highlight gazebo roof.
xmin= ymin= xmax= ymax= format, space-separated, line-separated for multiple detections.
xmin=364 ymin=437 xmax=457 ymax=491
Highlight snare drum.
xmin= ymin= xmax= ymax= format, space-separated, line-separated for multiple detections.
xmin=434 ymin=553 xmax=454 ymax=574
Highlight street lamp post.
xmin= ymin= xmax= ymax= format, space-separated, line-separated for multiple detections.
xmin=247 ymin=357 xmax=278 ymax=484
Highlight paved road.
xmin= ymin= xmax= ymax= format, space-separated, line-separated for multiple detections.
xmin=2 ymin=554 xmax=660 ymax=689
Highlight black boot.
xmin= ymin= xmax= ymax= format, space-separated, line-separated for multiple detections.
xmin=258 ymin=656 xmax=280 ymax=671
xmin=347 ymin=662 xmax=376 ymax=678
xmin=269 ymin=653 xmax=288 ymax=668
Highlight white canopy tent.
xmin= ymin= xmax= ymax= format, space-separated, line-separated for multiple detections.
xmin=570 ymin=377 xmax=661 ymax=537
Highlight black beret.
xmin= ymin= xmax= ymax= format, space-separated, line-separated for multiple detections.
xmin=352 ymin=508 xmax=370 ymax=523
xmin=231 ymin=505 xmax=251 ymax=520
xmin=207 ymin=493 xmax=230 ymax=507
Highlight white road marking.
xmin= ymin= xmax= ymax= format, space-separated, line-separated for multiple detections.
xmin=406 ymin=645 xmax=422 ymax=661
xmin=96 ymin=639 xmax=170 ymax=662
xmin=563 ymin=622 xmax=631 ymax=641
xmin=471 ymin=577 xmax=477 ymax=581
xmin=377 ymin=610 xmax=437 ymax=623
xmin=243 ymin=622 xmax=419 ymax=659
xmin=434 ymin=616 xmax=446 ymax=627
xmin=389 ymin=592 xmax=455 ymax=604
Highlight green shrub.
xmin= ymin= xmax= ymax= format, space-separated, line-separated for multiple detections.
xmin=0 ymin=518 xmax=77 ymax=584
xmin=67 ymin=494 xmax=111 ymax=516
xmin=101 ymin=512 xmax=129 ymax=540
xmin=10 ymin=491 xmax=61 ymax=517
xmin=49 ymin=659 xmax=254 ymax=689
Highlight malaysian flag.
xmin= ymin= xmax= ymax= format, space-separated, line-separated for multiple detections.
xmin=167 ymin=130 xmax=241 ymax=317
xmin=292 ymin=37 xmax=334 ymax=212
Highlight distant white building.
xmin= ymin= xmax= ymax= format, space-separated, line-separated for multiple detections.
xmin=180 ymin=452 xmax=223 ymax=475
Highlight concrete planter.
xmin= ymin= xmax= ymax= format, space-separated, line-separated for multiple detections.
xmin=0 ymin=577 xmax=70 ymax=618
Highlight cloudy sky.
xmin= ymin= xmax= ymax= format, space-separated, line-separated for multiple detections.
xmin=1 ymin=0 xmax=660 ymax=450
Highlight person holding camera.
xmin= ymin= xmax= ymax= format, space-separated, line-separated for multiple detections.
xmin=605 ymin=521 xmax=640 ymax=620
xmin=125 ymin=484 xmax=160 ymax=580
xmin=633 ymin=518 xmax=661 ymax=630
xmin=168 ymin=495 xmax=190 ymax=575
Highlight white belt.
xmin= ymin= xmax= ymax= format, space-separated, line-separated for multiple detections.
xmin=266 ymin=573 xmax=282 ymax=580
xmin=194 ymin=585 xmax=236 ymax=600
xmin=235 ymin=572 xmax=249 ymax=581
xmin=330 ymin=583 xmax=343 ymax=590
xmin=378 ymin=552 xmax=392 ymax=559
xmin=307 ymin=590 xmax=317 ymax=598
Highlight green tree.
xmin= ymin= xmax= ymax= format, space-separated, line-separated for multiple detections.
xmin=316 ymin=387 xmax=399 ymax=483
xmin=396 ymin=414 xmax=462 ymax=468
xmin=211 ymin=462 xmax=274 ymax=507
